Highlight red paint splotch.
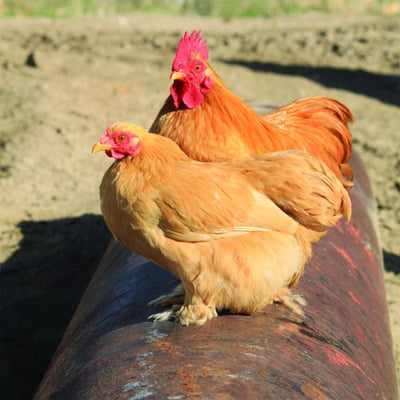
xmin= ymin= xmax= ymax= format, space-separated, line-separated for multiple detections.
xmin=335 ymin=222 xmax=345 ymax=234
xmin=354 ymin=322 xmax=368 ymax=345
xmin=326 ymin=346 xmax=365 ymax=374
xmin=347 ymin=223 xmax=364 ymax=245
xmin=325 ymin=346 xmax=376 ymax=386
xmin=347 ymin=224 xmax=377 ymax=264
xmin=331 ymin=244 xmax=359 ymax=270
xmin=348 ymin=290 xmax=361 ymax=305
xmin=302 ymin=337 xmax=376 ymax=387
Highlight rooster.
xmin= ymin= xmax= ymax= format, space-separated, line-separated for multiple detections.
xmin=150 ymin=31 xmax=354 ymax=188
xmin=92 ymin=122 xmax=351 ymax=325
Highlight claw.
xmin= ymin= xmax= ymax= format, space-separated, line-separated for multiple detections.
xmin=148 ymin=308 xmax=180 ymax=322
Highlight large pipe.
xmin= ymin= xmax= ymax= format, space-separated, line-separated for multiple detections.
xmin=34 ymin=152 xmax=398 ymax=400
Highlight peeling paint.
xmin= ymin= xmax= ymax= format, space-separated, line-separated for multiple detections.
xmin=147 ymin=324 xmax=168 ymax=341
xmin=128 ymin=388 xmax=154 ymax=400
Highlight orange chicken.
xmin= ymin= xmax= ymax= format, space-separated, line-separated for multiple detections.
xmin=150 ymin=31 xmax=354 ymax=187
xmin=92 ymin=122 xmax=351 ymax=325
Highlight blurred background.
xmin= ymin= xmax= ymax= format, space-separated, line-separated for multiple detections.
xmin=1 ymin=0 xmax=399 ymax=18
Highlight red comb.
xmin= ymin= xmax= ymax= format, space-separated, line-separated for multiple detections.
xmin=173 ymin=30 xmax=209 ymax=69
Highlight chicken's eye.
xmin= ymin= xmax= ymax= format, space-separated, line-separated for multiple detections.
xmin=194 ymin=64 xmax=201 ymax=72
xmin=117 ymin=135 xmax=126 ymax=142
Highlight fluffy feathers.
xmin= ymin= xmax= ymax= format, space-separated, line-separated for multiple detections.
xmin=93 ymin=123 xmax=351 ymax=325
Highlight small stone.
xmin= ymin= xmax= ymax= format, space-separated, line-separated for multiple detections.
xmin=25 ymin=52 xmax=37 ymax=68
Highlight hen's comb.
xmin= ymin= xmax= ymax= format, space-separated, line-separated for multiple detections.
xmin=173 ymin=30 xmax=209 ymax=69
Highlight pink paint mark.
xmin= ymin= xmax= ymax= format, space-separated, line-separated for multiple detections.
xmin=347 ymin=225 xmax=376 ymax=264
xmin=347 ymin=224 xmax=364 ymax=245
xmin=348 ymin=291 xmax=361 ymax=305
xmin=335 ymin=222 xmax=344 ymax=234
xmin=364 ymin=245 xmax=375 ymax=263
xmin=310 ymin=259 xmax=322 ymax=272
xmin=354 ymin=323 xmax=368 ymax=345
xmin=325 ymin=347 xmax=376 ymax=386
xmin=356 ymin=386 xmax=365 ymax=397
xmin=331 ymin=244 xmax=359 ymax=270
xmin=301 ymin=337 xmax=377 ymax=388
xmin=343 ymin=225 xmax=380 ymax=272
xmin=326 ymin=347 xmax=365 ymax=374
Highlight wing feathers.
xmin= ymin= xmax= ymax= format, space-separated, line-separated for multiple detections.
xmin=156 ymin=163 xmax=306 ymax=243
xmin=233 ymin=151 xmax=351 ymax=232
xmin=155 ymin=151 xmax=350 ymax=244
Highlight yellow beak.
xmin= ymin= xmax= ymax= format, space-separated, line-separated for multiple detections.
xmin=170 ymin=71 xmax=186 ymax=82
xmin=91 ymin=142 xmax=112 ymax=154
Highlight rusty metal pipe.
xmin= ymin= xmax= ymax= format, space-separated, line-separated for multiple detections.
xmin=34 ymin=152 xmax=398 ymax=400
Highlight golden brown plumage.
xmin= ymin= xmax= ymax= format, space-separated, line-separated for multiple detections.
xmin=150 ymin=31 xmax=354 ymax=187
xmin=92 ymin=122 xmax=351 ymax=325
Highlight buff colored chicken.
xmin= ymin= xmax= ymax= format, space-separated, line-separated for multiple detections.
xmin=92 ymin=122 xmax=351 ymax=325
xmin=150 ymin=31 xmax=354 ymax=188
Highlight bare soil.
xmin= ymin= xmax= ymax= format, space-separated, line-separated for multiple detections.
xmin=0 ymin=12 xmax=399 ymax=399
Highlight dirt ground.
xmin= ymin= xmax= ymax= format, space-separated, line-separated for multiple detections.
xmin=0 ymin=12 xmax=399 ymax=399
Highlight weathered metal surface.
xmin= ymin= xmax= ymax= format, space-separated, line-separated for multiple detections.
xmin=34 ymin=152 xmax=398 ymax=400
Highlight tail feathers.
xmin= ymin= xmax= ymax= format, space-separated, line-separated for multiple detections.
xmin=263 ymin=96 xmax=354 ymax=187
xmin=241 ymin=150 xmax=352 ymax=234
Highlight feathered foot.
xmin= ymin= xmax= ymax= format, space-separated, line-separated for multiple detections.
xmin=147 ymin=283 xmax=185 ymax=307
xmin=148 ymin=303 xmax=218 ymax=326
xmin=179 ymin=303 xmax=218 ymax=326
xmin=274 ymin=290 xmax=307 ymax=316
xmin=148 ymin=304 xmax=182 ymax=322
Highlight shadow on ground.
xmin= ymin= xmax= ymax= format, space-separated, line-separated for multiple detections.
xmin=221 ymin=60 xmax=400 ymax=107
xmin=0 ymin=214 xmax=111 ymax=400
xmin=384 ymin=250 xmax=400 ymax=275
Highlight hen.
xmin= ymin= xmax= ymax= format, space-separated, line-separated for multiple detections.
xmin=92 ymin=122 xmax=351 ymax=325
xmin=150 ymin=31 xmax=354 ymax=187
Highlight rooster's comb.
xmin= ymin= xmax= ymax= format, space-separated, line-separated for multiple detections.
xmin=173 ymin=30 xmax=209 ymax=69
